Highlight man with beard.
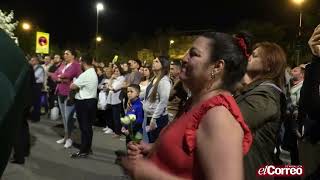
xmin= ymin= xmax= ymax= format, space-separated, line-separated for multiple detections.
xmin=167 ymin=60 xmax=188 ymax=121
xmin=282 ymin=66 xmax=305 ymax=166
xmin=47 ymin=54 xmax=63 ymax=110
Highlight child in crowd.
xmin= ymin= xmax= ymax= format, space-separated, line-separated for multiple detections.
xmin=121 ymin=84 xmax=144 ymax=143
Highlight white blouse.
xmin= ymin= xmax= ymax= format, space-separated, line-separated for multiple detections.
xmin=106 ymin=76 xmax=125 ymax=105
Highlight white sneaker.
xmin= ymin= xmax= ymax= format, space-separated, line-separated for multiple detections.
xmin=104 ymin=129 xmax=114 ymax=134
xmin=56 ymin=138 xmax=65 ymax=144
xmin=102 ymin=127 xmax=110 ymax=131
xmin=64 ymin=139 xmax=73 ymax=148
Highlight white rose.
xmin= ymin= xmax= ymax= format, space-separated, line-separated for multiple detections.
xmin=128 ymin=114 xmax=136 ymax=122
xmin=120 ymin=116 xmax=130 ymax=125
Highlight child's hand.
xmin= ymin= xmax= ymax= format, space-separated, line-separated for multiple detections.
xmin=124 ymin=130 xmax=129 ymax=135
xmin=121 ymin=127 xmax=129 ymax=135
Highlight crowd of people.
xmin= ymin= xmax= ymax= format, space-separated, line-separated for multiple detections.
xmin=21 ymin=49 xmax=189 ymax=159
xmin=6 ymin=25 xmax=320 ymax=180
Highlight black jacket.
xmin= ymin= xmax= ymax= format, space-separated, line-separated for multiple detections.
xmin=299 ymin=56 xmax=320 ymax=120
xmin=298 ymin=56 xmax=320 ymax=143
xmin=0 ymin=30 xmax=33 ymax=176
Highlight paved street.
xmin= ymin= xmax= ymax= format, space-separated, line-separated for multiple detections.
xmin=2 ymin=116 xmax=292 ymax=180
xmin=2 ymin=117 xmax=128 ymax=180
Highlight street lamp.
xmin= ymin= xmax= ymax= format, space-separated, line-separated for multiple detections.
xmin=96 ymin=3 xmax=104 ymax=11
xmin=291 ymin=0 xmax=305 ymax=37
xmin=96 ymin=2 xmax=104 ymax=40
xmin=292 ymin=0 xmax=305 ymax=5
xmin=96 ymin=36 xmax=102 ymax=42
xmin=21 ymin=22 xmax=31 ymax=31
xmin=291 ymin=0 xmax=305 ymax=66
xmin=95 ymin=2 xmax=104 ymax=61
xmin=170 ymin=40 xmax=174 ymax=46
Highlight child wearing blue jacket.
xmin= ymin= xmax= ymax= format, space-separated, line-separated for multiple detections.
xmin=121 ymin=84 xmax=144 ymax=143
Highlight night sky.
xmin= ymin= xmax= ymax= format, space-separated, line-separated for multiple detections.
xmin=1 ymin=0 xmax=319 ymax=46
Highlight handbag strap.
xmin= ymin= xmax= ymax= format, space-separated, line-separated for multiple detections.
xmin=145 ymin=77 xmax=155 ymax=100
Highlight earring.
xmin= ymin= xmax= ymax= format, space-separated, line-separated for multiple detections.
xmin=211 ymin=71 xmax=215 ymax=80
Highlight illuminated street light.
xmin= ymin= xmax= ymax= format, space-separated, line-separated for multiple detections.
xmin=96 ymin=3 xmax=104 ymax=12
xmin=22 ymin=22 xmax=31 ymax=31
xmin=96 ymin=2 xmax=104 ymax=37
xmin=170 ymin=40 xmax=174 ymax=45
xmin=96 ymin=36 xmax=102 ymax=42
xmin=292 ymin=0 xmax=305 ymax=6
xmin=96 ymin=2 xmax=104 ymax=48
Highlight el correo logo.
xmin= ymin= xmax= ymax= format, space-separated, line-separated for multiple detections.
xmin=257 ymin=165 xmax=304 ymax=177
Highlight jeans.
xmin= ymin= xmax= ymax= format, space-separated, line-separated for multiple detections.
xmin=142 ymin=115 xmax=149 ymax=143
xmin=111 ymin=104 xmax=123 ymax=135
xmin=58 ymin=96 xmax=75 ymax=136
xmin=143 ymin=115 xmax=169 ymax=143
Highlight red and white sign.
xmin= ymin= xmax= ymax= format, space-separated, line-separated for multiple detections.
xmin=257 ymin=165 xmax=304 ymax=177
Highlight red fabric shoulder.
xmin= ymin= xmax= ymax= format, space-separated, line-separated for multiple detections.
xmin=184 ymin=94 xmax=252 ymax=155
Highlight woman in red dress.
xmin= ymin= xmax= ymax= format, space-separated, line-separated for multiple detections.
xmin=121 ymin=32 xmax=253 ymax=180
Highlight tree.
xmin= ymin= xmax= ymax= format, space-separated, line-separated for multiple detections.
xmin=168 ymin=36 xmax=195 ymax=59
xmin=137 ymin=49 xmax=154 ymax=65
xmin=0 ymin=10 xmax=18 ymax=44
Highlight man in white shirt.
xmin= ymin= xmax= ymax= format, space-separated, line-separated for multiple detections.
xmin=287 ymin=65 xmax=305 ymax=165
xmin=70 ymin=54 xmax=98 ymax=158
xmin=290 ymin=66 xmax=304 ymax=107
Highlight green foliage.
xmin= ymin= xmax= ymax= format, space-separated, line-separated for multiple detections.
xmin=168 ymin=36 xmax=195 ymax=59
xmin=137 ymin=49 xmax=154 ymax=65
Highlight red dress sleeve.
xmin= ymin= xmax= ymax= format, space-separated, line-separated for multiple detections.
xmin=184 ymin=94 xmax=252 ymax=155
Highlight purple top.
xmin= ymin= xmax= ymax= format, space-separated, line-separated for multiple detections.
xmin=50 ymin=61 xmax=82 ymax=96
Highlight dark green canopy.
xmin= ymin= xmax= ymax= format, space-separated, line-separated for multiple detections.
xmin=0 ymin=30 xmax=33 ymax=176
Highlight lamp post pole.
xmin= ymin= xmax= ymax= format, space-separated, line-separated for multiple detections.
xmin=291 ymin=0 xmax=305 ymax=65
xmin=95 ymin=3 xmax=104 ymax=60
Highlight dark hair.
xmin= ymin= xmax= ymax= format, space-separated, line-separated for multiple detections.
xmin=201 ymin=32 xmax=248 ymax=92
xmin=234 ymin=31 xmax=254 ymax=54
xmin=65 ymin=49 xmax=77 ymax=58
xmin=149 ymin=56 xmax=170 ymax=102
xmin=128 ymin=84 xmax=141 ymax=93
xmin=44 ymin=55 xmax=52 ymax=59
xmin=81 ymin=53 xmax=93 ymax=65
xmin=114 ymin=66 xmax=125 ymax=76
xmin=252 ymin=42 xmax=287 ymax=88
xmin=31 ymin=56 xmax=39 ymax=62
xmin=170 ymin=60 xmax=182 ymax=68
xmin=141 ymin=63 xmax=153 ymax=81
xmin=132 ymin=59 xmax=142 ymax=69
